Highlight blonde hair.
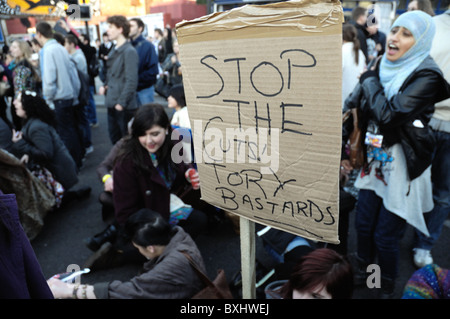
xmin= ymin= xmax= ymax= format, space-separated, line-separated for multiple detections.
xmin=12 ymin=39 xmax=33 ymax=62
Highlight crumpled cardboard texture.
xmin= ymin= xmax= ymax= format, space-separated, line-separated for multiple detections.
xmin=177 ymin=0 xmax=343 ymax=244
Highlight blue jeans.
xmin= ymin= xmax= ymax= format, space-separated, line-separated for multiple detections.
xmin=414 ymin=130 xmax=450 ymax=250
xmin=355 ymin=189 xmax=407 ymax=281
xmin=107 ymin=107 xmax=135 ymax=145
xmin=136 ymin=85 xmax=155 ymax=107
xmin=85 ymin=86 xmax=98 ymax=125
xmin=54 ymin=99 xmax=83 ymax=168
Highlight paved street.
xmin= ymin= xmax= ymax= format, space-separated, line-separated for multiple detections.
xmin=30 ymin=91 xmax=450 ymax=300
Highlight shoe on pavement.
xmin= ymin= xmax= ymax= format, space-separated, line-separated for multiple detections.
xmin=413 ymin=248 xmax=433 ymax=268
xmin=83 ymin=242 xmax=125 ymax=271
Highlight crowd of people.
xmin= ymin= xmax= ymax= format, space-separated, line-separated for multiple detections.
xmin=0 ymin=4 xmax=449 ymax=300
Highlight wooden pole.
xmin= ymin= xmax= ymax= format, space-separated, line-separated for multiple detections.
xmin=240 ymin=217 xmax=256 ymax=299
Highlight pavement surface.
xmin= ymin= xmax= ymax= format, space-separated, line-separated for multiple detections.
xmin=30 ymin=90 xmax=450 ymax=300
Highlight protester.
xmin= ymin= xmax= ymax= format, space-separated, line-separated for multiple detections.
xmin=9 ymin=40 xmax=40 ymax=98
xmin=99 ymin=15 xmax=138 ymax=145
xmin=58 ymin=19 xmax=99 ymax=128
xmin=98 ymin=32 xmax=114 ymax=84
xmin=168 ymin=83 xmax=190 ymax=128
xmin=266 ymin=248 xmax=354 ymax=299
xmin=9 ymin=40 xmax=40 ymax=129
xmin=83 ymin=103 xmax=207 ymax=270
xmin=10 ymin=92 xmax=90 ymax=208
xmin=48 ymin=209 xmax=205 ymax=299
xmin=342 ymin=23 xmax=366 ymax=108
xmin=350 ymin=6 xmax=369 ymax=64
xmin=35 ymin=21 xmax=84 ymax=169
xmin=412 ymin=8 xmax=450 ymax=268
xmin=342 ymin=11 xmax=450 ymax=298
xmin=407 ymin=0 xmax=435 ymax=15
xmin=129 ymin=18 xmax=159 ymax=105
xmin=64 ymin=34 xmax=93 ymax=156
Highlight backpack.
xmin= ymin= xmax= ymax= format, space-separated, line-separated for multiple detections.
xmin=88 ymin=53 xmax=100 ymax=78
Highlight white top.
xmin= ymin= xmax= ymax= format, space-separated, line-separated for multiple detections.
xmin=355 ymin=143 xmax=433 ymax=236
xmin=342 ymin=42 xmax=366 ymax=108
xmin=171 ymin=107 xmax=191 ymax=129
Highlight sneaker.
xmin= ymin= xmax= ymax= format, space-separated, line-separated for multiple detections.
xmin=413 ymin=248 xmax=433 ymax=268
xmin=90 ymin=122 xmax=99 ymax=128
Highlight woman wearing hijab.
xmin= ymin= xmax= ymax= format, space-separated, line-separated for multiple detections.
xmin=342 ymin=11 xmax=450 ymax=298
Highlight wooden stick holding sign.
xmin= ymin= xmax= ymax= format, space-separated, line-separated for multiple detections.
xmin=240 ymin=217 xmax=256 ymax=299
xmin=176 ymin=0 xmax=344 ymax=298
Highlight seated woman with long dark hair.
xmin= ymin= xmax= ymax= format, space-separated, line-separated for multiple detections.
xmin=84 ymin=103 xmax=207 ymax=270
xmin=10 ymin=91 xmax=89 ymax=207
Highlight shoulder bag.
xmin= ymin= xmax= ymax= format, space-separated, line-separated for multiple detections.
xmin=343 ymin=108 xmax=364 ymax=169
xmin=182 ymin=251 xmax=233 ymax=299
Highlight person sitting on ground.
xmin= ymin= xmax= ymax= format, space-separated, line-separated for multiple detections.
xmin=47 ymin=208 xmax=206 ymax=299
xmin=266 ymin=248 xmax=354 ymax=299
xmin=10 ymin=91 xmax=90 ymax=208
xmin=83 ymin=103 xmax=207 ymax=270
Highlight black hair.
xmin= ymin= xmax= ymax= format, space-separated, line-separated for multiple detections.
xmin=115 ymin=103 xmax=174 ymax=175
xmin=169 ymin=84 xmax=186 ymax=108
xmin=36 ymin=21 xmax=53 ymax=39
xmin=129 ymin=18 xmax=145 ymax=32
xmin=125 ymin=208 xmax=173 ymax=246
xmin=65 ymin=34 xmax=78 ymax=46
xmin=53 ymin=32 xmax=65 ymax=46
xmin=20 ymin=92 xmax=57 ymax=128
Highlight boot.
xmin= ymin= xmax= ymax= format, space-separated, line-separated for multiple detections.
xmin=353 ymin=254 xmax=369 ymax=286
xmin=378 ymin=277 xmax=395 ymax=299
xmin=84 ymin=224 xmax=118 ymax=252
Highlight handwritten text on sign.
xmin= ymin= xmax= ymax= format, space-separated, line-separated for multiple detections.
xmin=179 ymin=33 xmax=341 ymax=243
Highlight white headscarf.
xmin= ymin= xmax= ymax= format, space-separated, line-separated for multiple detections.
xmin=379 ymin=11 xmax=436 ymax=99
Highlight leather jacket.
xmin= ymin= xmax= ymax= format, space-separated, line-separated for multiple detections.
xmin=343 ymin=56 xmax=450 ymax=180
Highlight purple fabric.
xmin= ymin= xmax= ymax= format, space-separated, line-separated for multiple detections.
xmin=0 ymin=189 xmax=53 ymax=299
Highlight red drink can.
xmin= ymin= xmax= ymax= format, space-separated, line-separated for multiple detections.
xmin=188 ymin=169 xmax=199 ymax=189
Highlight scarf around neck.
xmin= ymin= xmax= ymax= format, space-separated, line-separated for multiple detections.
xmin=379 ymin=11 xmax=435 ymax=99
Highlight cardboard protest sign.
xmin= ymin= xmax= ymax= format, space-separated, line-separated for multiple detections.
xmin=176 ymin=0 xmax=344 ymax=244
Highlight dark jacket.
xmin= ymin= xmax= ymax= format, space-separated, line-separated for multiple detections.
xmin=12 ymin=118 xmax=78 ymax=189
xmin=105 ymin=41 xmax=138 ymax=110
xmin=0 ymin=190 xmax=54 ymax=299
xmin=351 ymin=21 xmax=369 ymax=64
xmin=93 ymin=226 xmax=205 ymax=299
xmin=344 ymin=56 xmax=450 ymax=180
xmin=131 ymin=35 xmax=159 ymax=91
xmin=113 ymin=150 xmax=192 ymax=225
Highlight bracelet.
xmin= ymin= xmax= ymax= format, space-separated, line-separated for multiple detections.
xmin=102 ymin=174 xmax=112 ymax=183
xmin=72 ymin=284 xmax=80 ymax=299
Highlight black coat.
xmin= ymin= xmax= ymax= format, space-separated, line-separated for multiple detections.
xmin=344 ymin=56 xmax=450 ymax=180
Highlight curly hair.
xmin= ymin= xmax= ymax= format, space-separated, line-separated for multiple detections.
xmin=107 ymin=15 xmax=131 ymax=38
